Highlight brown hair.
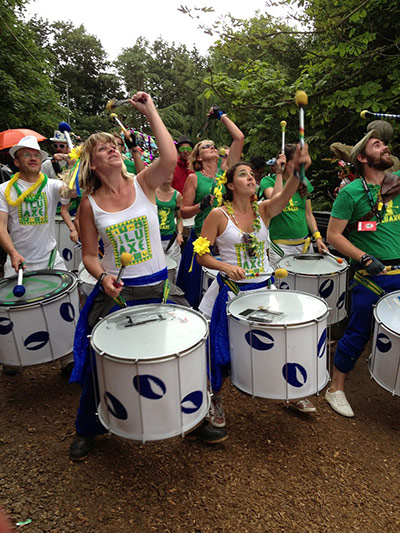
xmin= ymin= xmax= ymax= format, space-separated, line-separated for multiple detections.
xmin=79 ymin=132 xmax=131 ymax=193
xmin=189 ymin=140 xmax=215 ymax=172
xmin=222 ymin=161 xmax=254 ymax=202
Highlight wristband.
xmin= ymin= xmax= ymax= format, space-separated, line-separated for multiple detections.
xmin=177 ymin=231 xmax=183 ymax=234
xmin=312 ymin=231 xmax=322 ymax=240
xmin=217 ymin=110 xmax=225 ymax=120
xmin=98 ymin=272 xmax=107 ymax=284
xmin=125 ymin=136 xmax=137 ymax=149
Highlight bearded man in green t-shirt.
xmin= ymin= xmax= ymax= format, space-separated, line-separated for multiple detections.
xmin=326 ymin=129 xmax=400 ymax=417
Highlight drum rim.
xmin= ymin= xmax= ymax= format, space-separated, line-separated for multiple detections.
xmin=227 ymin=288 xmax=330 ymax=326
xmin=0 ymin=269 xmax=78 ymax=308
xmin=278 ymin=253 xmax=349 ymax=275
xmin=373 ymin=290 xmax=400 ymax=336
xmin=91 ymin=303 xmax=209 ymax=362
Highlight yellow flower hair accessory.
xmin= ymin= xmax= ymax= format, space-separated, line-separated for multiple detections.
xmin=216 ymin=171 xmax=227 ymax=187
xmin=214 ymin=187 xmax=223 ymax=207
xmin=193 ymin=236 xmax=211 ymax=256
xmin=69 ymin=146 xmax=82 ymax=161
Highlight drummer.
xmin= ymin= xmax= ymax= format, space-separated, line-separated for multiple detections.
xmin=196 ymin=144 xmax=314 ymax=427
xmin=326 ymin=129 xmax=400 ymax=417
xmin=69 ymin=92 xmax=227 ymax=461
xmin=259 ymin=143 xmax=328 ymax=269
xmin=0 ymin=135 xmax=78 ymax=376
xmin=177 ymin=105 xmax=244 ymax=308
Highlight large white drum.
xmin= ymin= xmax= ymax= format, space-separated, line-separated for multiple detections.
xmin=0 ymin=270 xmax=79 ymax=367
xmin=277 ymin=254 xmax=348 ymax=325
xmin=227 ymin=290 xmax=329 ymax=400
xmin=90 ymin=304 xmax=209 ymax=443
xmin=78 ymin=262 xmax=97 ymax=300
xmin=202 ymin=266 xmax=219 ymax=297
xmin=55 ymin=215 xmax=81 ymax=271
xmin=369 ymin=290 xmax=400 ymax=395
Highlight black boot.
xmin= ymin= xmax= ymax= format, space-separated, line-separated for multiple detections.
xmin=185 ymin=420 xmax=228 ymax=444
xmin=69 ymin=434 xmax=93 ymax=461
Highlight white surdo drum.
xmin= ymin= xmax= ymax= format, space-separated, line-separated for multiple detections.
xmin=0 ymin=270 xmax=79 ymax=367
xmin=277 ymin=254 xmax=348 ymax=325
xmin=90 ymin=304 xmax=209 ymax=443
xmin=369 ymin=290 xmax=400 ymax=395
xmin=227 ymin=289 xmax=329 ymax=400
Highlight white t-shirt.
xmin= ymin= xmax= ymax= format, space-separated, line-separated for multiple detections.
xmin=0 ymin=177 xmax=67 ymax=263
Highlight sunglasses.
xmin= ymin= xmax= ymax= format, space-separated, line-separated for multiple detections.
xmin=53 ymin=143 xmax=66 ymax=149
xmin=242 ymin=233 xmax=257 ymax=257
xmin=178 ymin=146 xmax=192 ymax=152
xmin=200 ymin=143 xmax=215 ymax=151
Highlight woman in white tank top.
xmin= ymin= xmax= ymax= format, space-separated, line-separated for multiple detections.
xmin=196 ymin=146 xmax=316 ymax=427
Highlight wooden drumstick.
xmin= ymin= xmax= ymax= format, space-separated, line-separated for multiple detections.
xmin=280 ymin=120 xmax=287 ymax=172
xmin=295 ymin=90 xmax=308 ymax=183
xmin=322 ymin=250 xmax=344 ymax=264
xmin=114 ymin=252 xmax=132 ymax=287
xmin=13 ymin=264 xmax=26 ymax=298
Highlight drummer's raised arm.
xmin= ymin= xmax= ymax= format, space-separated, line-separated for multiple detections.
xmin=132 ymin=93 xmax=176 ymax=197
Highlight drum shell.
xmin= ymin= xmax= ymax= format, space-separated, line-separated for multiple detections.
xmin=165 ymin=255 xmax=177 ymax=284
xmin=370 ymin=291 xmax=400 ymax=395
xmin=227 ymin=290 xmax=329 ymax=400
xmin=78 ymin=262 xmax=96 ymax=300
xmin=201 ymin=266 xmax=219 ymax=297
xmin=55 ymin=215 xmax=81 ymax=271
xmin=91 ymin=304 xmax=209 ymax=442
xmin=277 ymin=254 xmax=348 ymax=325
xmin=0 ymin=273 xmax=79 ymax=367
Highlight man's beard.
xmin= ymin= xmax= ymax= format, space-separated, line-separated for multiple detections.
xmin=366 ymin=151 xmax=393 ymax=171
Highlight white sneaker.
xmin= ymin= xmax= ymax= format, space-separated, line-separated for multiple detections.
xmin=325 ymin=387 xmax=354 ymax=417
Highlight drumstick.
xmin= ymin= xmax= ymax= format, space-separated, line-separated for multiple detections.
xmin=243 ymin=268 xmax=288 ymax=279
xmin=13 ymin=264 xmax=26 ymax=298
xmin=295 ymin=90 xmax=308 ymax=183
xmin=110 ymin=113 xmax=128 ymax=133
xmin=114 ymin=252 xmax=132 ymax=287
xmin=360 ymin=110 xmax=400 ymax=121
xmin=58 ymin=122 xmax=74 ymax=152
xmin=322 ymin=250 xmax=344 ymax=264
xmin=280 ymin=120 xmax=287 ymax=172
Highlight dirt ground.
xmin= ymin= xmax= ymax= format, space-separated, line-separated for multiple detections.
xmin=1 ymin=332 xmax=400 ymax=533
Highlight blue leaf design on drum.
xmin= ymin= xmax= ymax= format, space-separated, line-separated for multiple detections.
xmin=376 ymin=333 xmax=392 ymax=353
xmin=319 ymin=279 xmax=334 ymax=299
xmin=318 ymin=329 xmax=327 ymax=359
xmin=62 ymin=248 xmax=73 ymax=262
xmin=181 ymin=390 xmax=203 ymax=413
xmin=24 ymin=331 xmax=49 ymax=350
xmin=245 ymin=330 xmax=274 ymax=351
xmin=60 ymin=302 xmax=75 ymax=322
xmin=104 ymin=392 xmax=128 ymax=420
xmin=337 ymin=292 xmax=345 ymax=309
xmin=282 ymin=363 xmax=307 ymax=387
xmin=0 ymin=317 xmax=13 ymax=335
xmin=133 ymin=374 xmax=167 ymax=399
xmin=279 ymin=281 xmax=290 ymax=290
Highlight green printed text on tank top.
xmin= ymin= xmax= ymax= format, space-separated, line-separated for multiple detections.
xmin=105 ymin=216 xmax=152 ymax=266
xmin=18 ymin=192 xmax=48 ymax=225
xmin=235 ymin=241 xmax=265 ymax=277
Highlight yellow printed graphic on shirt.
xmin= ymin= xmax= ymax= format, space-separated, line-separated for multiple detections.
xmin=235 ymin=241 xmax=265 ymax=278
xmin=18 ymin=193 xmax=48 ymax=225
xmin=382 ymin=199 xmax=400 ymax=223
xmin=158 ymin=208 xmax=170 ymax=230
xmin=105 ymin=216 xmax=152 ymax=266
xmin=284 ymin=197 xmax=298 ymax=212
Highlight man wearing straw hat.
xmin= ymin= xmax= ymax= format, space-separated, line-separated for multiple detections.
xmin=326 ymin=129 xmax=400 ymax=417
xmin=0 ymin=135 xmax=77 ymax=376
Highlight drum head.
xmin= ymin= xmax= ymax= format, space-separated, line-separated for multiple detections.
xmin=165 ymin=256 xmax=177 ymax=270
xmin=227 ymin=289 xmax=329 ymax=325
xmin=375 ymin=291 xmax=400 ymax=335
xmin=91 ymin=304 xmax=208 ymax=361
xmin=278 ymin=254 xmax=348 ymax=275
xmin=0 ymin=270 xmax=76 ymax=307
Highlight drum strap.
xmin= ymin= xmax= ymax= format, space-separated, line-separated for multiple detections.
xmin=352 ymin=271 xmax=385 ymax=297
xmin=272 ymin=236 xmax=312 ymax=253
xmin=47 ymin=247 xmax=57 ymax=268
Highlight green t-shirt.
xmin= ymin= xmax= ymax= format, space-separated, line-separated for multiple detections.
xmin=156 ymin=190 xmax=177 ymax=236
xmin=261 ymin=175 xmax=313 ymax=240
xmin=193 ymin=170 xmax=225 ymax=236
xmin=258 ymin=173 xmax=276 ymax=200
xmin=124 ymin=159 xmax=136 ymax=174
xmin=331 ymin=174 xmax=400 ymax=262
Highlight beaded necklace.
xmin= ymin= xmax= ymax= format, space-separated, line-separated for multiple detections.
xmin=4 ymin=173 xmax=48 ymax=206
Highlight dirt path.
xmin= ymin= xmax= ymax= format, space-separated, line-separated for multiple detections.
xmin=1 ymin=340 xmax=400 ymax=533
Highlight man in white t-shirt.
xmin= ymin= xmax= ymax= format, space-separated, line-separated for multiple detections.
xmin=0 ymin=135 xmax=77 ymax=375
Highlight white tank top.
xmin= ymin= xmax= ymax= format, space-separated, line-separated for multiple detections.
xmin=88 ymin=177 xmax=166 ymax=278
xmin=216 ymin=208 xmax=272 ymax=281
